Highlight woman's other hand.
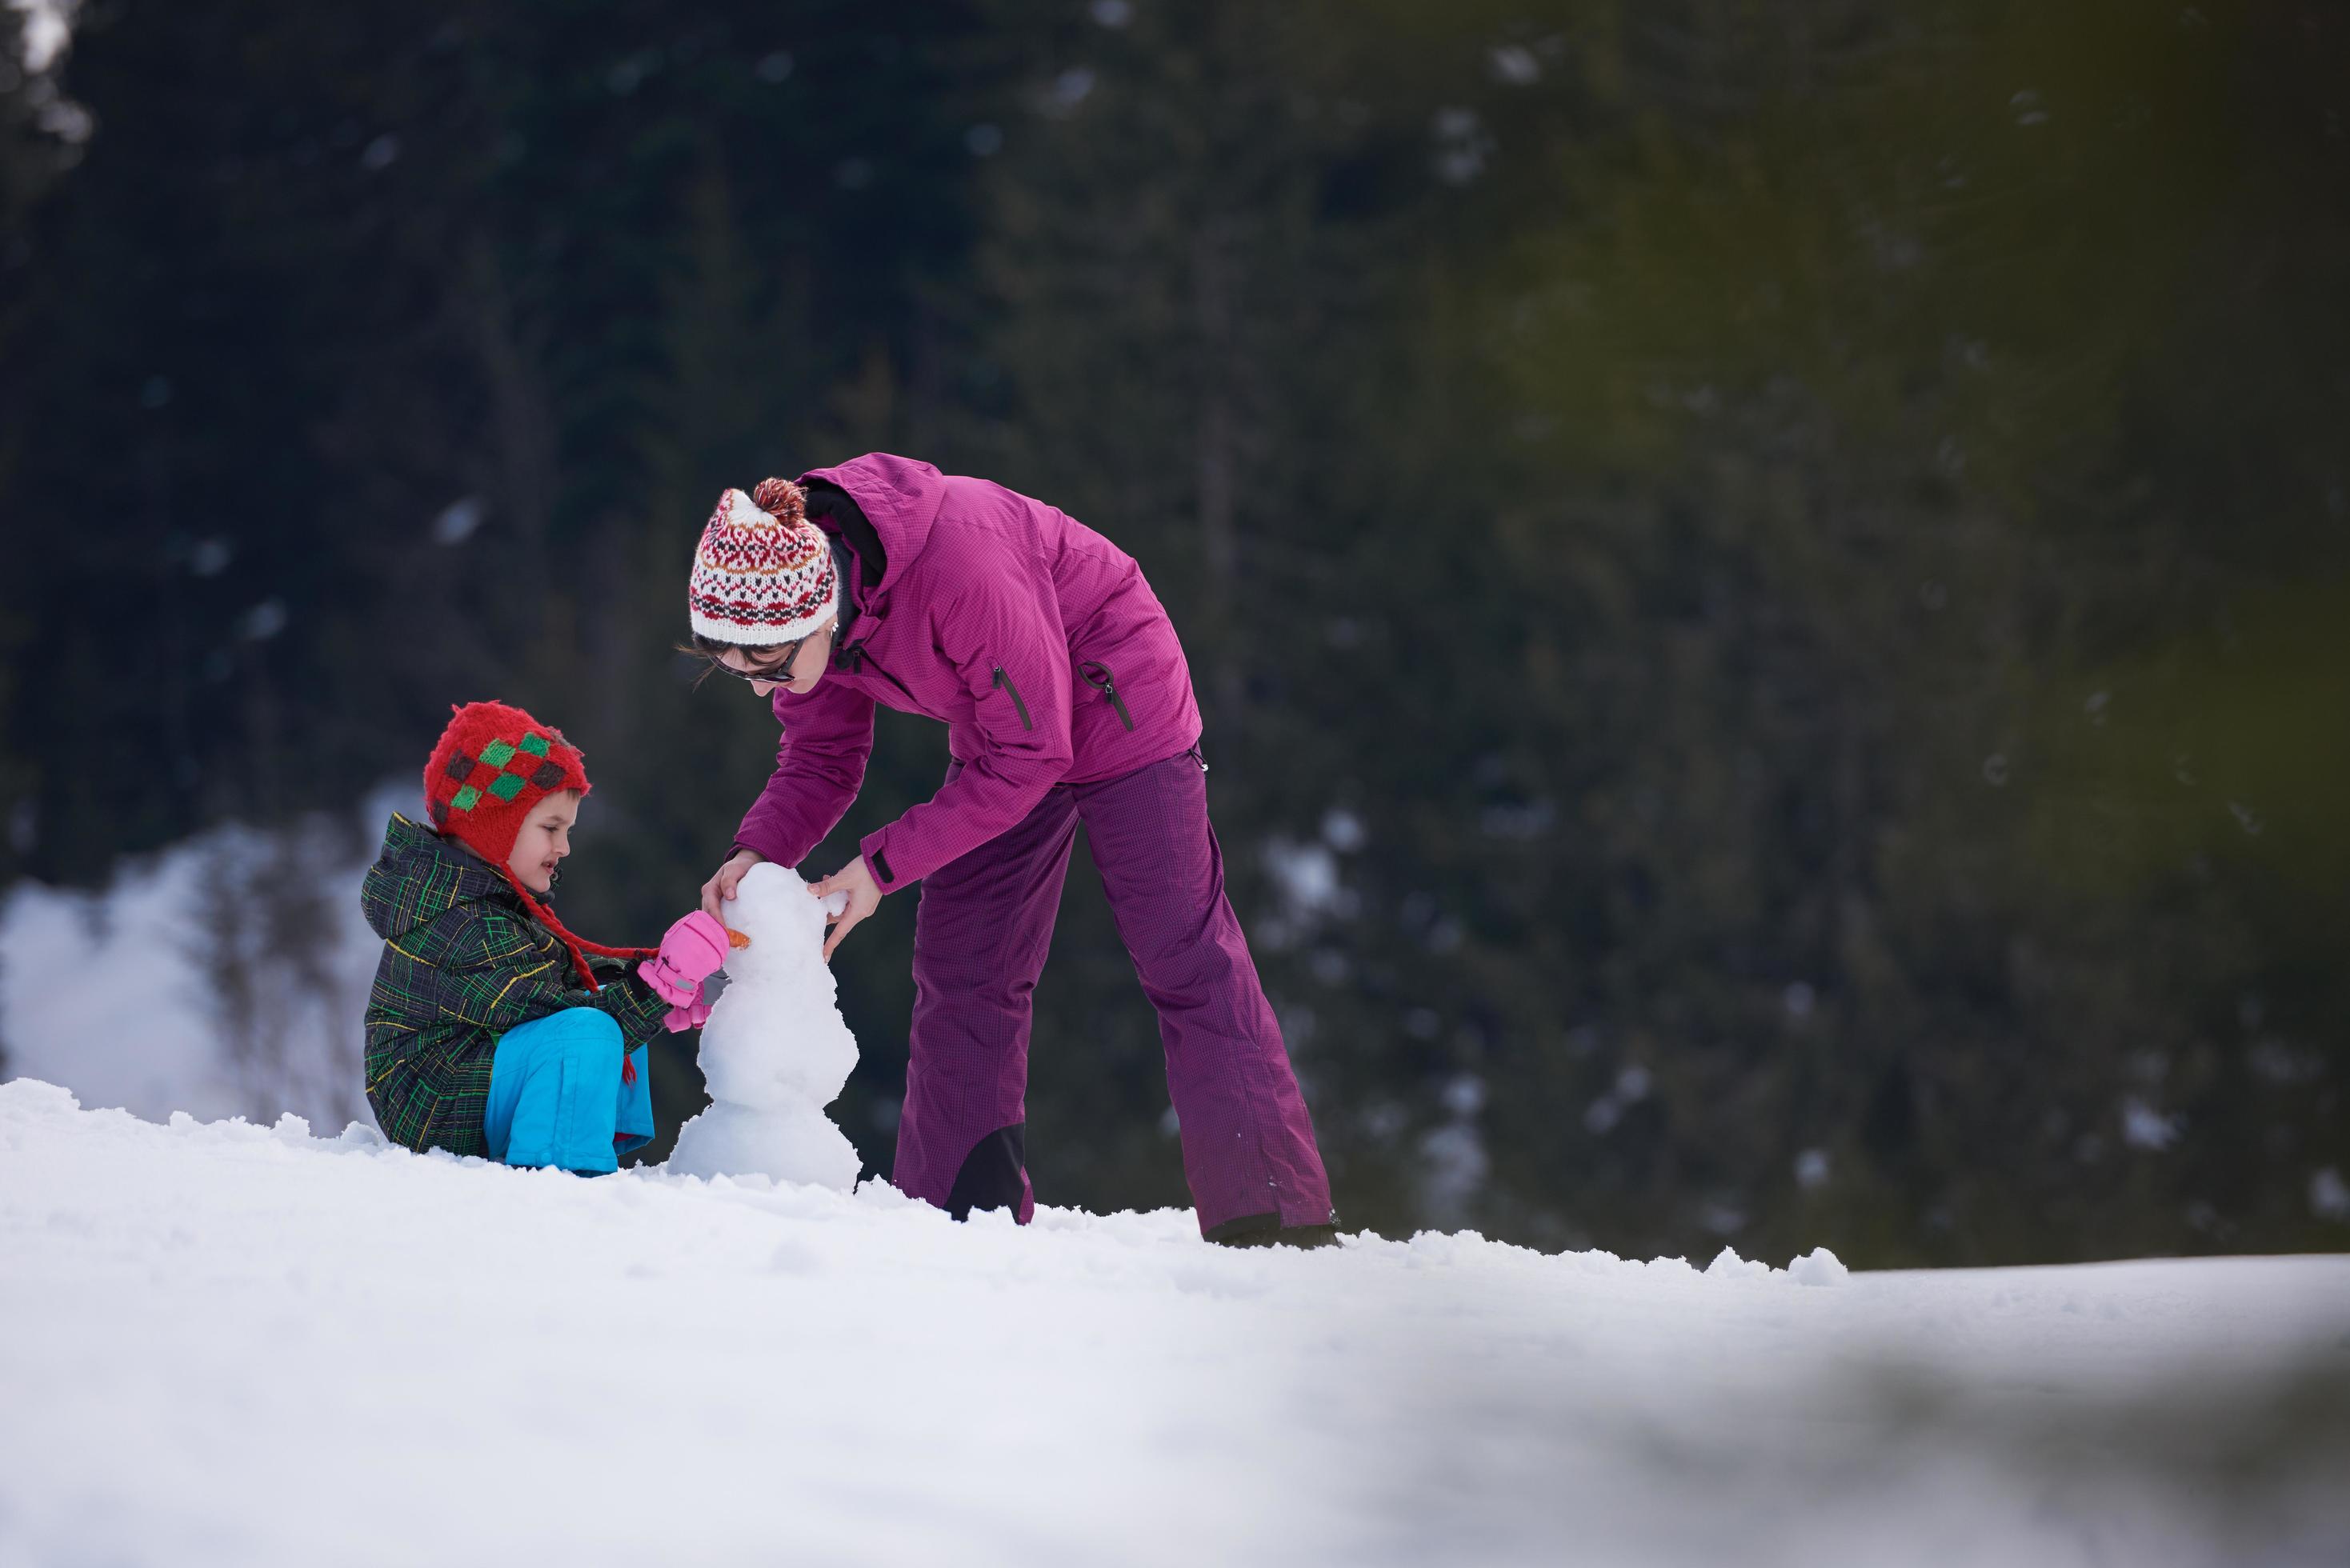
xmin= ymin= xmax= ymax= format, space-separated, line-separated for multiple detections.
xmin=701 ymin=847 xmax=764 ymax=919
xmin=811 ymin=856 xmax=881 ymax=962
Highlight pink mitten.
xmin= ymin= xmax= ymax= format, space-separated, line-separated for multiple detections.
xmin=639 ymin=910 xmax=729 ymax=1007
xmin=663 ymin=993 xmax=713 ymax=1034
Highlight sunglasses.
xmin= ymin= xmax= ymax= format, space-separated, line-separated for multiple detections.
xmin=709 ymin=628 xmax=822 ymax=686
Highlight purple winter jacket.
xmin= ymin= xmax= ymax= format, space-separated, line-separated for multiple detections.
xmin=732 ymin=454 xmax=1204 ymax=894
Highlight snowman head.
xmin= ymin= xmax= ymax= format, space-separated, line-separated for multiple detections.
xmin=717 ymin=862 xmax=829 ymax=987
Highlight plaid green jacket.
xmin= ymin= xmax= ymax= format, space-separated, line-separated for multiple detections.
xmin=361 ymin=814 xmax=668 ymax=1157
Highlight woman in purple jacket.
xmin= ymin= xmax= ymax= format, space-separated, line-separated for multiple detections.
xmin=687 ymin=454 xmax=1335 ymax=1245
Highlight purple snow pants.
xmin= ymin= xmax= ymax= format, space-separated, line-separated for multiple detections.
xmin=894 ymin=746 xmax=1335 ymax=1238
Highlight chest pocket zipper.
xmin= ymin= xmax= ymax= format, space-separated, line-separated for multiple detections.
xmin=991 ymin=666 xmax=1033 ymax=731
xmin=840 ymin=639 xmax=922 ymax=711
xmin=1078 ymin=660 xmax=1136 ymax=731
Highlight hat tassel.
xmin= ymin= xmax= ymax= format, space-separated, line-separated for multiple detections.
xmin=493 ymin=867 xmax=659 ymax=1082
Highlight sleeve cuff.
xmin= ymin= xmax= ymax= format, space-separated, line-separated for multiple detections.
xmin=730 ymin=823 xmax=787 ymax=866
xmin=859 ymin=828 xmax=905 ymax=892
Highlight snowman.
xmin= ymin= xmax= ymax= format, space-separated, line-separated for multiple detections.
xmin=667 ymin=862 xmax=862 ymax=1187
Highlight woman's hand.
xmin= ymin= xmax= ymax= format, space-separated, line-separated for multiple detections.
xmin=700 ymin=847 xmax=764 ymax=920
xmin=811 ymin=855 xmax=881 ymax=962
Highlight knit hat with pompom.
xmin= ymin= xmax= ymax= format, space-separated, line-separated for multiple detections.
xmin=422 ymin=700 xmax=653 ymax=998
xmin=687 ymin=477 xmax=839 ymax=646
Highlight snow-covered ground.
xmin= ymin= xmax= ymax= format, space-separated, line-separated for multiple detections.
xmin=3 ymin=1081 xmax=2344 ymax=1567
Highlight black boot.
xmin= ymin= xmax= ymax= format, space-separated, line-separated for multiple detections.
xmin=1204 ymin=1211 xmax=1342 ymax=1249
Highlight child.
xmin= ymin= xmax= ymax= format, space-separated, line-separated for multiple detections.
xmin=361 ymin=700 xmax=728 ymax=1173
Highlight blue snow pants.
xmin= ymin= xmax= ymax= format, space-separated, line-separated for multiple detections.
xmin=483 ymin=1008 xmax=652 ymax=1174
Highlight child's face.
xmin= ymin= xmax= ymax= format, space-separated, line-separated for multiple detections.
xmin=506 ymin=791 xmax=582 ymax=894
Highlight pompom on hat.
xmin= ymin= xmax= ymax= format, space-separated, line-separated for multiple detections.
xmin=422 ymin=701 xmax=654 ymax=1003
xmin=687 ymin=478 xmax=839 ymax=646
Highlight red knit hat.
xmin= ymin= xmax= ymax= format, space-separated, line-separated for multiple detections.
xmin=422 ymin=702 xmax=653 ymax=999
xmin=425 ymin=700 xmax=591 ymax=861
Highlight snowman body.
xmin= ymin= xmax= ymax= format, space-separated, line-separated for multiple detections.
xmin=667 ymin=863 xmax=862 ymax=1187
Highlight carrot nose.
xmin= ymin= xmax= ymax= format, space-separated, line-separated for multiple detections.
xmin=726 ymin=927 xmax=752 ymax=950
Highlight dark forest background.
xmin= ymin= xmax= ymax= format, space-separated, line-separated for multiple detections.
xmin=3 ymin=0 xmax=2344 ymax=1265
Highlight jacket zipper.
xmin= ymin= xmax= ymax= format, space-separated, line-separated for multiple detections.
xmin=1078 ymin=660 xmax=1135 ymax=731
xmin=838 ymin=638 xmax=923 ymax=711
xmin=991 ymin=666 xmax=1034 ymax=730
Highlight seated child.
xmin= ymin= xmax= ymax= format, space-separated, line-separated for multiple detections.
xmin=361 ymin=699 xmax=729 ymax=1173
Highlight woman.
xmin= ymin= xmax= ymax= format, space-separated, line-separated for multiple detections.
xmin=687 ymin=454 xmax=1335 ymax=1246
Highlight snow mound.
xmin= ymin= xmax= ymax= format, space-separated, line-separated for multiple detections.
xmin=1788 ymin=1244 xmax=1851 ymax=1287
xmin=5 ymin=1081 xmax=2348 ymax=1568
xmin=667 ymin=863 xmax=860 ymax=1186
